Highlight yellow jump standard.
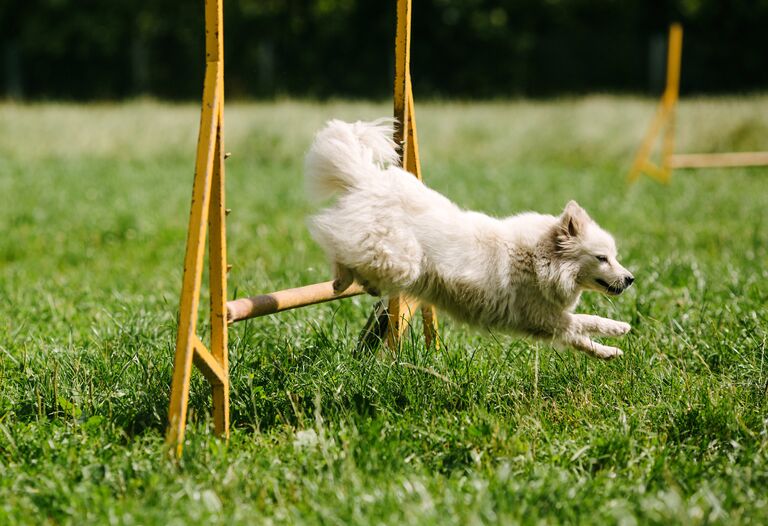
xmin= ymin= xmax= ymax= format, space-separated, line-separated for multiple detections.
xmin=628 ymin=23 xmax=768 ymax=184
xmin=166 ymin=0 xmax=439 ymax=457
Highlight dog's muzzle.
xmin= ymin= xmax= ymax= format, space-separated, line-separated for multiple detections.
xmin=596 ymin=275 xmax=634 ymax=295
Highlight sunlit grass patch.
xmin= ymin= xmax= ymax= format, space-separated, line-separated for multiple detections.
xmin=1 ymin=97 xmax=767 ymax=524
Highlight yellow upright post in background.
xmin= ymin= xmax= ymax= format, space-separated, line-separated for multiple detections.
xmin=628 ymin=23 xmax=683 ymax=184
xmin=660 ymin=23 xmax=683 ymax=178
xmin=360 ymin=0 xmax=439 ymax=353
xmin=166 ymin=0 xmax=229 ymax=457
xmin=628 ymin=23 xmax=768 ymax=180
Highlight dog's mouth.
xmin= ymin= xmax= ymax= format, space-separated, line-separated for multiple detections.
xmin=595 ymin=278 xmax=624 ymax=295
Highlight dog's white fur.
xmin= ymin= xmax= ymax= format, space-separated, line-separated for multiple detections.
xmin=306 ymin=119 xmax=634 ymax=359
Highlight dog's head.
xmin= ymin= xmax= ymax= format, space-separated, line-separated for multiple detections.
xmin=555 ymin=201 xmax=634 ymax=296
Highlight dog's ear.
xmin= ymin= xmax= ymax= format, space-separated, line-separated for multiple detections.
xmin=560 ymin=200 xmax=591 ymax=237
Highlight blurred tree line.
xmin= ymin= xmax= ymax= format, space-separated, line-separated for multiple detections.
xmin=1 ymin=0 xmax=766 ymax=100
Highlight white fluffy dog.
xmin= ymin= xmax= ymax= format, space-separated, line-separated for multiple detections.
xmin=306 ymin=119 xmax=634 ymax=359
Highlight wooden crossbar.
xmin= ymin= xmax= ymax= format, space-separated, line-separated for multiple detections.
xmin=669 ymin=152 xmax=768 ymax=169
xmin=226 ymin=281 xmax=365 ymax=323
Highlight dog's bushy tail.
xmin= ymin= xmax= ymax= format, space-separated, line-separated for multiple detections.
xmin=305 ymin=118 xmax=399 ymax=202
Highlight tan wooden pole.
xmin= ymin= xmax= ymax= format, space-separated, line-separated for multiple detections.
xmin=227 ymin=281 xmax=365 ymax=323
xmin=669 ymin=152 xmax=768 ymax=168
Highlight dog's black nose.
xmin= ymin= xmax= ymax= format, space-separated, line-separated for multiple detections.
xmin=624 ymin=275 xmax=635 ymax=287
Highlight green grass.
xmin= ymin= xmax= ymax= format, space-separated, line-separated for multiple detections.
xmin=1 ymin=96 xmax=767 ymax=524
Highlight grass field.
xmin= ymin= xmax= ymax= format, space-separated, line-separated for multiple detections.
xmin=1 ymin=96 xmax=767 ymax=524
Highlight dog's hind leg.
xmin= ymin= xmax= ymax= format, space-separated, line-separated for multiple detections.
xmin=332 ymin=262 xmax=355 ymax=294
xmin=332 ymin=263 xmax=380 ymax=296
xmin=572 ymin=314 xmax=631 ymax=337
xmin=358 ymin=279 xmax=381 ymax=297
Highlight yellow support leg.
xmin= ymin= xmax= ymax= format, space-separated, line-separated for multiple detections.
xmin=357 ymin=0 xmax=440 ymax=354
xmin=383 ymin=0 xmax=415 ymax=354
xmin=406 ymin=78 xmax=439 ymax=350
xmin=209 ymin=97 xmax=229 ymax=439
xmin=167 ymin=0 xmax=228 ymax=457
xmin=627 ymin=103 xmax=672 ymax=184
xmin=659 ymin=24 xmax=682 ymax=183
xmin=628 ymin=23 xmax=682 ymax=184
xmin=381 ymin=0 xmax=440 ymax=354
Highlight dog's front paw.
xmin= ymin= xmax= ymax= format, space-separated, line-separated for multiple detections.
xmin=595 ymin=346 xmax=623 ymax=360
xmin=609 ymin=321 xmax=631 ymax=336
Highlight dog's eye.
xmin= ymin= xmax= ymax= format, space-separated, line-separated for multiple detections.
xmin=595 ymin=255 xmax=608 ymax=263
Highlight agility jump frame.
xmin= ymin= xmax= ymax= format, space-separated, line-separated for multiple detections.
xmin=166 ymin=0 xmax=438 ymax=457
xmin=628 ymin=23 xmax=768 ymax=184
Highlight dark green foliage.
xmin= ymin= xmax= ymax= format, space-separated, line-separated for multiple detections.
xmin=1 ymin=0 xmax=768 ymax=99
